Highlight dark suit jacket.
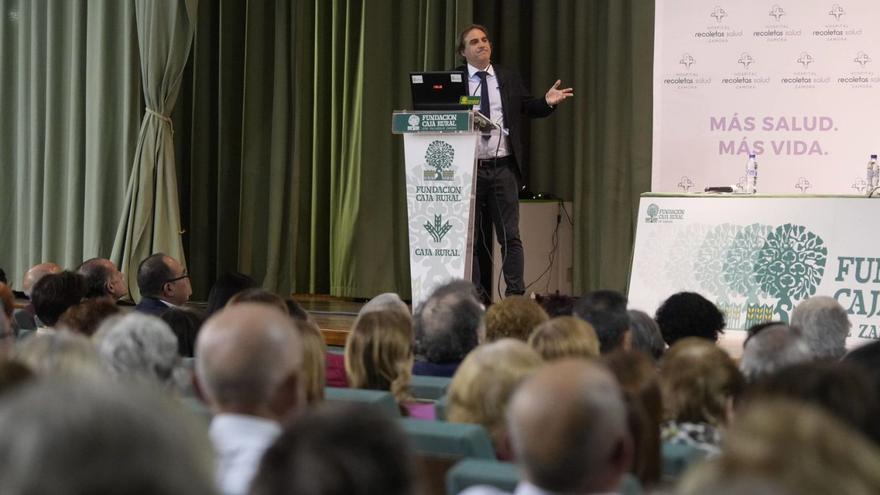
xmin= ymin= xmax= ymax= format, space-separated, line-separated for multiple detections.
xmin=134 ymin=296 xmax=170 ymax=317
xmin=456 ymin=64 xmax=555 ymax=177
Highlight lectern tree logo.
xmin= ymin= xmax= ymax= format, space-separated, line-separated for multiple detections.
xmin=424 ymin=214 xmax=452 ymax=243
xmin=425 ymin=140 xmax=455 ymax=180
xmin=754 ymin=224 xmax=827 ymax=321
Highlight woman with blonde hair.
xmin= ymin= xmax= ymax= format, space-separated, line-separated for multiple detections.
xmin=659 ymin=338 xmax=744 ymax=457
xmin=345 ymin=310 xmax=422 ymax=416
xmin=446 ymin=339 xmax=543 ymax=459
xmin=296 ymin=318 xmax=327 ymax=404
xmin=528 ymin=316 xmax=600 ymax=361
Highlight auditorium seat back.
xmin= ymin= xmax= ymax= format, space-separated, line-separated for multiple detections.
xmin=324 ymin=387 xmax=401 ymax=417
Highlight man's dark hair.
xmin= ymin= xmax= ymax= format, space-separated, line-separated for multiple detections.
xmin=536 ymin=293 xmax=576 ymax=317
xmin=205 ymin=272 xmax=258 ymax=315
xmin=76 ymin=258 xmax=112 ymax=299
xmin=285 ymin=298 xmax=310 ymax=322
xmin=413 ymin=280 xmax=482 ymax=364
xmin=745 ymin=361 xmax=880 ymax=446
xmin=250 ymin=402 xmax=415 ymax=495
xmin=137 ymin=253 xmax=173 ymax=298
xmin=456 ymin=23 xmax=490 ymax=58
xmin=654 ymin=292 xmax=725 ymax=345
xmin=31 ymin=271 xmax=87 ymax=326
xmin=160 ymin=307 xmax=205 ymax=358
xmin=572 ymin=290 xmax=630 ymax=353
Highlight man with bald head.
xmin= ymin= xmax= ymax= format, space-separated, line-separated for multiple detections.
xmin=196 ymin=303 xmax=304 ymax=495
xmin=463 ymin=360 xmax=633 ymax=495
xmin=13 ymin=262 xmax=62 ymax=332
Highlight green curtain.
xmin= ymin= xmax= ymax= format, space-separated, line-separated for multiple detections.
xmin=179 ymin=0 xmax=475 ymax=299
xmin=473 ymin=0 xmax=654 ymax=293
xmin=2 ymin=0 xmax=653 ymax=300
xmin=0 ymin=0 xmax=140 ymax=289
xmin=112 ymin=0 xmax=196 ymax=301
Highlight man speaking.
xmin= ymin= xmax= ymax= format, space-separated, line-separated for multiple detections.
xmin=455 ymin=24 xmax=573 ymax=303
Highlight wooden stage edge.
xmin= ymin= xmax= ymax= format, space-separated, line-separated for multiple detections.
xmin=291 ymin=294 xmax=366 ymax=347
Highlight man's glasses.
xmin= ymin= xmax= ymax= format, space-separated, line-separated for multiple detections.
xmin=165 ymin=271 xmax=189 ymax=284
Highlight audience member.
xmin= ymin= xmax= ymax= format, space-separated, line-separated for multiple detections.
xmin=94 ymin=313 xmax=180 ymax=389
xmin=358 ymin=292 xmax=410 ymax=319
xmin=159 ymin=307 xmax=205 ymax=357
xmin=76 ymin=257 xmax=128 ymax=301
xmin=790 ymin=295 xmax=851 ymax=360
xmin=0 ymin=303 xmax=13 ymax=358
xmin=196 ymin=303 xmax=304 ymax=495
xmin=29 ymin=271 xmax=87 ymax=333
xmin=135 ymin=253 xmax=191 ymax=316
xmin=744 ymin=361 xmax=880 ymax=446
xmin=0 ymin=360 xmax=33 ymax=396
xmin=659 ymin=338 xmax=744 ymax=457
xmin=345 ymin=310 xmax=423 ymax=416
xmin=0 ymin=379 xmax=215 ymax=495
xmin=845 ymin=339 xmax=880 ymax=396
xmin=12 ymin=262 xmax=61 ymax=332
xmin=739 ymin=324 xmax=811 ymax=382
xmin=0 ymin=283 xmax=14 ymax=324
xmin=679 ymin=400 xmax=880 ymax=495
xmin=446 ymin=339 xmax=543 ymax=459
xmin=250 ymin=402 xmax=415 ymax=495
xmin=205 ymin=271 xmax=258 ymax=315
xmin=485 ymin=295 xmax=549 ymax=342
xmin=604 ymin=350 xmax=663 ymax=486
xmin=284 ymin=297 xmax=312 ymax=322
xmin=412 ymin=280 xmax=483 ymax=377
xmin=227 ymin=288 xmax=287 ymax=313
xmin=462 ymin=360 xmax=633 ymax=494
xmin=627 ymin=309 xmax=666 ymax=361
xmin=13 ymin=330 xmax=103 ymax=379
xmin=573 ymin=289 xmax=630 ymax=353
xmin=528 ymin=316 xmax=600 ymax=361
xmin=534 ymin=292 xmax=575 ymax=317
xmin=295 ymin=318 xmax=327 ymax=404
xmin=654 ymin=292 xmax=725 ymax=345
xmin=56 ymin=298 xmax=121 ymax=337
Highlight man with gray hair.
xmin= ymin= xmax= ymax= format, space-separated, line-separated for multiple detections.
xmin=0 ymin=379 xmax=215 ymax=494
xmin=94 ymin=313 xmax=180 ymax=387
xmin=790 ymin=295 xmax=851 ymax=360
xmin=739 ymin=324 xmax=812 ymax=382
xmin=463 ymin=360 xmax=633 ymax=495
xmin=77 ymin=257 xmax=128 ymax=301
xmin=196 ymin=303 xmax=304 ymax=495
xmin=412 ymin=280 xmax=484 ymax=377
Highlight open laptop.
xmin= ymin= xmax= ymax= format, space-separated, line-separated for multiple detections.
xmin=410 ymin=71 xmax=470 ymax=111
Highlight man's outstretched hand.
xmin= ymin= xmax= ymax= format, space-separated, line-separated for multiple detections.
xmin=545 ymin=80 xmax=574 ymax=106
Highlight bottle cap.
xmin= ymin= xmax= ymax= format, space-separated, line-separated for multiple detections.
xmin=872 ymin=154 xmax=878 ymax=159
xmin=749 ymin=153 xmax=756 ymax=158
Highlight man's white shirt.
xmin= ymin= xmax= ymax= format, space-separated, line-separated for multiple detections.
xmin=467 ymin=63 xmax=510 ymax=160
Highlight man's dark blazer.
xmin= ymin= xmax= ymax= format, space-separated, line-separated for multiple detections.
xmin=134 ymin=296 xmax=170 ymax=316
xmin=456 ymin=64 xmax=555 ymax=177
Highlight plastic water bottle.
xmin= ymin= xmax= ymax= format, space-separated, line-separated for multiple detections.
xmin=865 ymin=155 xmax=880 ymax=194
xmin=746 ymin=153 xmax=758 ymax=194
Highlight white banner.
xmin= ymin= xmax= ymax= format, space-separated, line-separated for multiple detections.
xmin=628 ymin=195 xmax=879 ymax=351
xmin=403 ymin=131 xmax=478 ymax=308
xmin=654 ymin=1 xmax=880 ymax=194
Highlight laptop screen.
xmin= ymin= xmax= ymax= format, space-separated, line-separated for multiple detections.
xmin=410 ymin=71 xmax=470 ymax=111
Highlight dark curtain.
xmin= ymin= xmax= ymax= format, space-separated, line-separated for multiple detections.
xmin=2 ymin=0 xmax=653 ymax=300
